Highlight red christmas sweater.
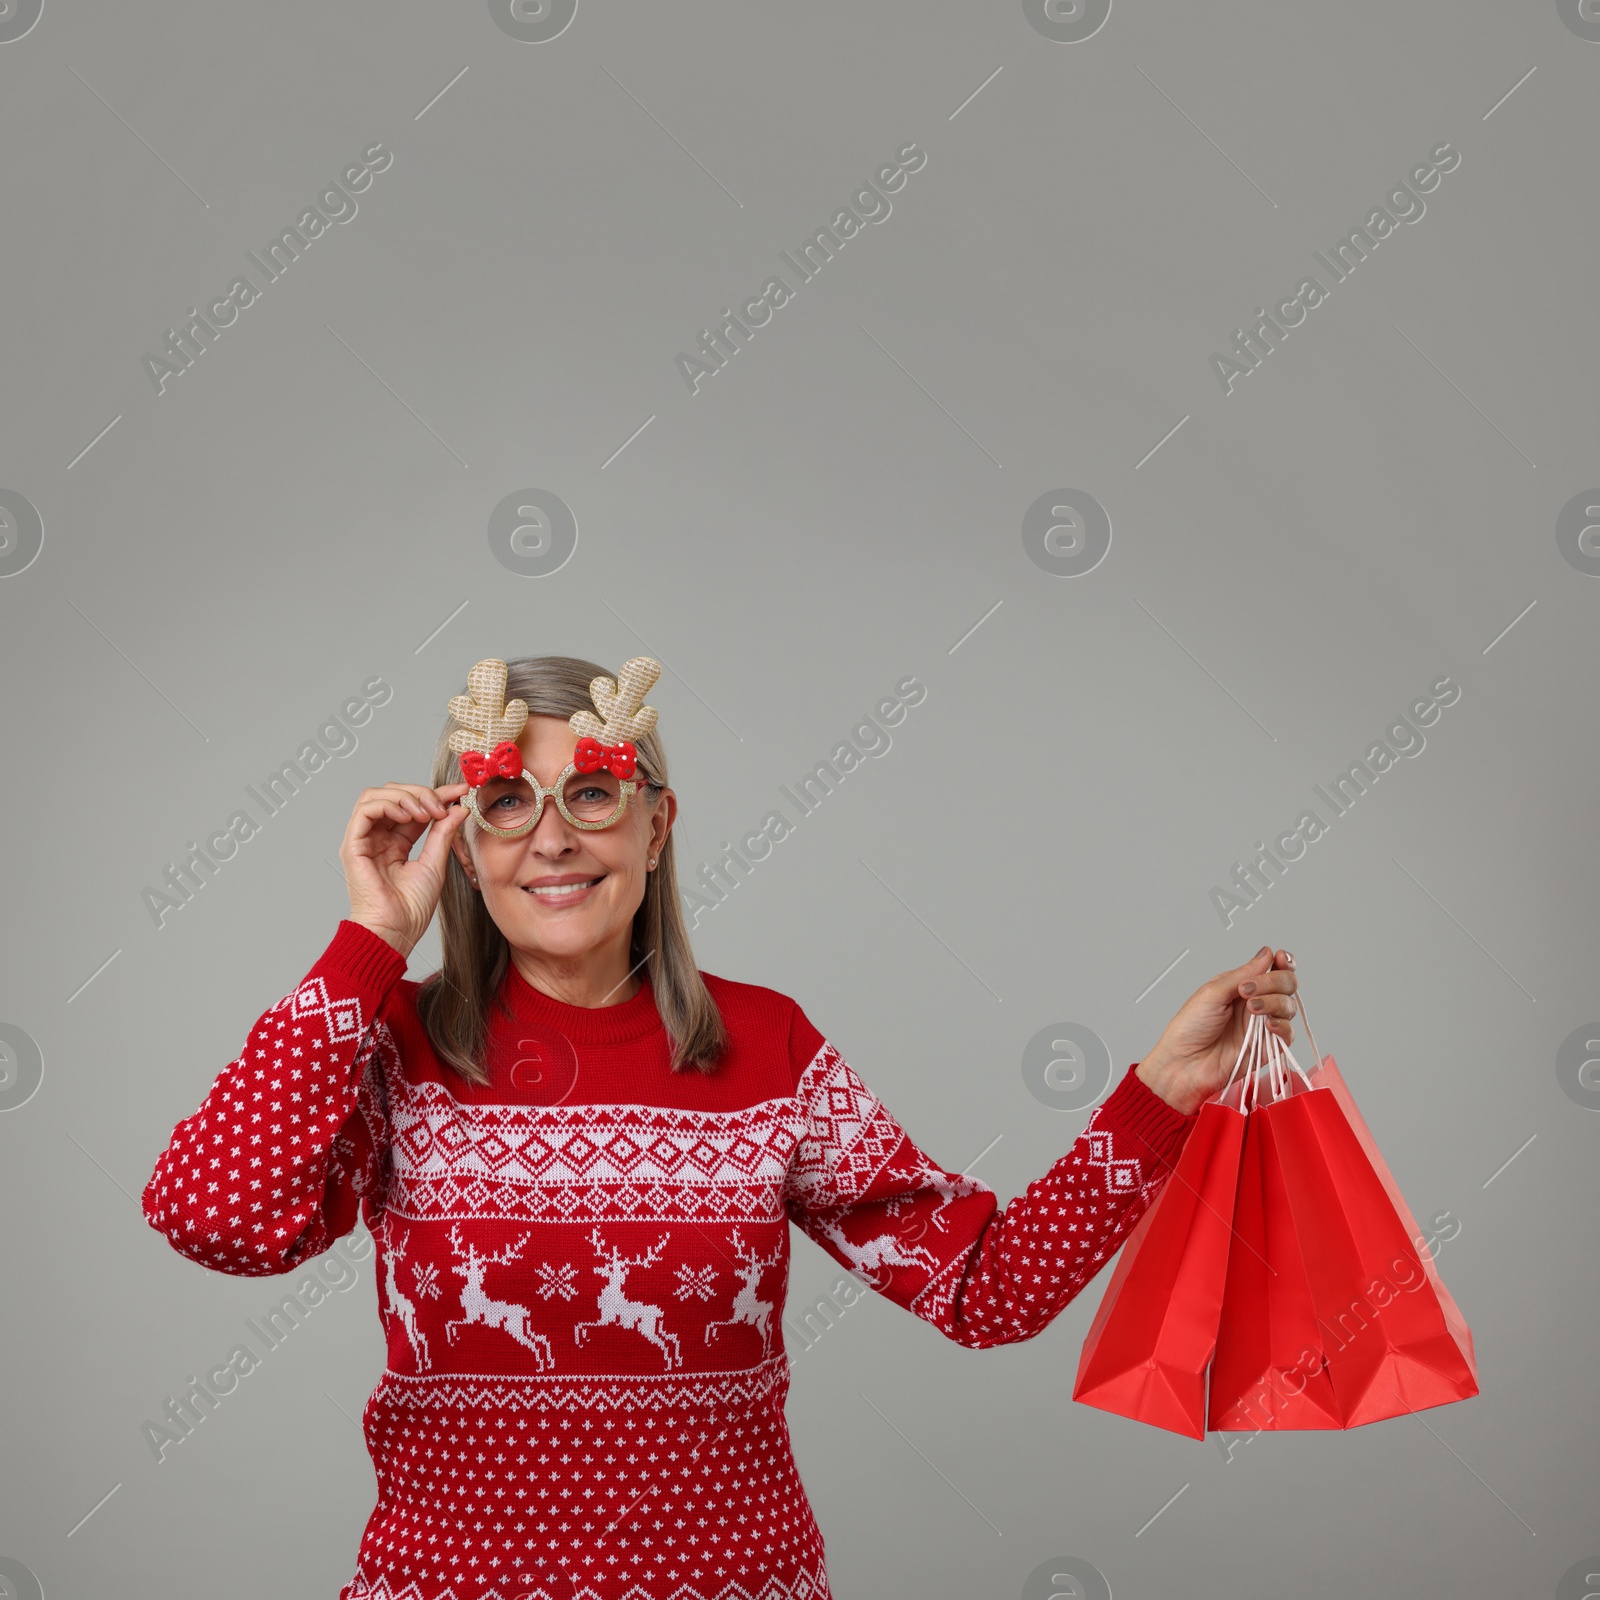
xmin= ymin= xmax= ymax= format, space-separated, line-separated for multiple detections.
xmin=142 ymin=920 xmax=1195 ymax=1600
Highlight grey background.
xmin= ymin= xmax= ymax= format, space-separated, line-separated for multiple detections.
xmin=1 ymin=0 xmax=1596 ymax=1595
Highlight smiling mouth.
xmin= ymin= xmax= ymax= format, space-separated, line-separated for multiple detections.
xmin=523 ymin=875 xmax=605 ymax=902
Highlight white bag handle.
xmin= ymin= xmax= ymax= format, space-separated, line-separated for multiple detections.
xmin=1247 ymin=1008 xmax=1268 ymax=1114
xmin=1220 ymin=998 xmax=1320 ymax=1114
xmin=1260 ymin=1012 xmax=1316 ymax=1104
xmin=1222 ymin=1008 xmax=1264 ymax=1102
xmin=1226 ymin=1009 xmax=1271 ymax=1114
xmin=1293 ymin=988 xmax=1324 ymax=1077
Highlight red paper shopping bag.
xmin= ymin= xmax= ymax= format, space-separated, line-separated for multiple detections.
xmin=1207 ymin=1110 xmax=1341 ymax=1432
xmin=1263 ymin=1063 xmax=1478 ymax=1427
xmin=1311 ymin=1054 xmax=1477 ymax=1376
xmin=1073 ymin=1096 xmax=1245 ymax=1439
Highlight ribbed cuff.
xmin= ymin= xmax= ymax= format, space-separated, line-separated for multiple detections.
xmin=1095 ymin=1062 xmax=1196 ymax=1170
xmin=318 ymin=918 xmax=411 ymax=1000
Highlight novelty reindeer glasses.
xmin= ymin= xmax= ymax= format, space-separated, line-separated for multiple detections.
xmin=447 ymin=657 xmax=662 ymax=837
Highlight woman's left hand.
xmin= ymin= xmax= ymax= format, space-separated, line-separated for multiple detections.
xmin=1135 ymin=946 xmax=1299 ymax=1115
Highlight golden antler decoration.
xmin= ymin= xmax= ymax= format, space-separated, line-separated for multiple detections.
xmin=569 ymin=657 xmax=661 ymax=746
xmin=447 ymin=659 xmax=530 ymax=757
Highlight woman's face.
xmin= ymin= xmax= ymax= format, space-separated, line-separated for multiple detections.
xmin=450 ymin=714 xmax=674 ymax=971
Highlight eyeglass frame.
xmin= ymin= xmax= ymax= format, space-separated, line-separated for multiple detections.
xmin=460 ymin=757 xmax=659 ymax=838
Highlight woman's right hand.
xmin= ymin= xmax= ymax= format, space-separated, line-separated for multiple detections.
xmin=340 ymin=782 xmax=472 ymax=958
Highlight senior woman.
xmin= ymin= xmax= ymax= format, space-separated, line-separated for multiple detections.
xmin=143 ymin=654 xmax=1298 ymax=1600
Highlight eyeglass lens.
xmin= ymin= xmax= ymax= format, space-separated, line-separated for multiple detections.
xmin=474 ymin=771 xmax=627 ymax=829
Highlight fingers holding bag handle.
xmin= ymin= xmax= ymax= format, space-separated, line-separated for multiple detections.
xmin=1239 ymin=948 xmax=1299 ymax=1042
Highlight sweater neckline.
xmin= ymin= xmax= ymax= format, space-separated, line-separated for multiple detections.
xmin=501 ymin=956 xmax=664 ymax=1046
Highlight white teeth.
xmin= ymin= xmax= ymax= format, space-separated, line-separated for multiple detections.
xmin=528 ymin=877 xmax=601 ymax=899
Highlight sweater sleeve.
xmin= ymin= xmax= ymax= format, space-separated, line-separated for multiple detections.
xmin=780 ymin=1008 xmax=1196 ymax=1349
xmin=141 ymin=920 xmax=408 ymax=1278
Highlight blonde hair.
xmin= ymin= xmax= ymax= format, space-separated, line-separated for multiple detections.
xmin=415 ymin=655 xmax=727 ymax=1083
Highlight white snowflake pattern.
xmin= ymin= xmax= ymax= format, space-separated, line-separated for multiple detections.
xmin=412 ymin=1260 xmax=442 ymax=1302
xmin=536 ymin=1261 xmax=578 ymax=1301
xmin=674 ymin=1262 xmax=717 ymax=1302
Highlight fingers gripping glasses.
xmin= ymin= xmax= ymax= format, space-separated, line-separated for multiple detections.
xmin=446 ymin=658 xmax=662 ymax=838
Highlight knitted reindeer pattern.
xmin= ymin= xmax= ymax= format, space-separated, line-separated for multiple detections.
xmin=141 ymin=665 xmax=1195 ymax=1600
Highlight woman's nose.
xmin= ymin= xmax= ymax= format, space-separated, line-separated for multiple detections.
xmin=527 ymin=801 xmax=579 ymax=852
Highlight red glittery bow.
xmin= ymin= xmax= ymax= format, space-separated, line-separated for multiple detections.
xmin=460 ymin=740 xmax=523 ymax=786
xmin=572 ymin=736 xmax=637 ymax=779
